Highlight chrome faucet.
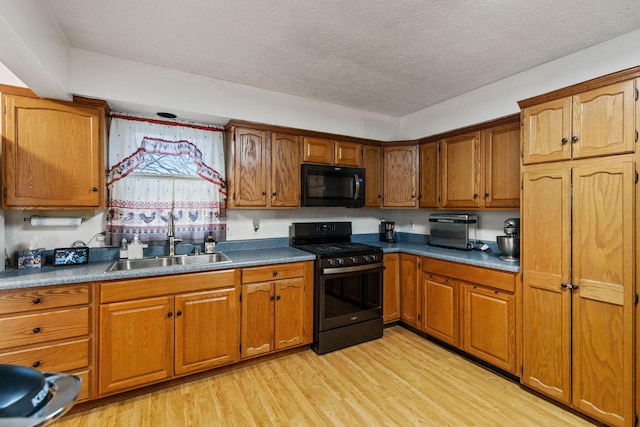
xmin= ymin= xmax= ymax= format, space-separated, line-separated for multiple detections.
xmin=167 ymin=211 xmax=182 ymax=256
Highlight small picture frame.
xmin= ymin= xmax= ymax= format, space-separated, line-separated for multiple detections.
xmin=53 ymin=247 xmax=90 ymax=267
xmin=18 ymin=249 xmax=42 ymax=270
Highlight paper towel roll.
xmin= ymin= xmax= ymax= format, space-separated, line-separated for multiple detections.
xmin=30 ymin=217 xmax=83 ymax=227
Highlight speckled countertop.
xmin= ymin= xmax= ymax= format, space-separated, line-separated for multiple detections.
xmin=0 ymin=234 xmax=519 ymax=290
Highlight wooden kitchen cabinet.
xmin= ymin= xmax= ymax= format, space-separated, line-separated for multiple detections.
xmin=383 ymin=253 xmax=400 ymax=323
xmin=98 ymin=270 xmax=239 ymax=396
xmin=2 ymin=94 xmax=105 ymax=209
xmin=363 ymin=145 xmax=383 ymax=207
xmin=240 ymin=262 xmax=313 ymax=359
xmin=522 ymin=80 xmax=635 ymax=165
xmin=420 ymin=272 xmax=458 ymax=346
xmin=226 ymin=127 xmax=300 ymax=208
xmin=302 ymin=137 xmax=362 ymax=166
xmin=418 ymin=142 xmax=439 ymax=208
xmin=335 ymin=141 xmax=362 ymax=167
xmin=481 ymin=123 xmax=520 ymax=208
xmin=383 ymin=145 xmax=419 ymax=208
xmin=440 ymin=132 xmax=481 ymax=208
xmin=399 ymin=254 xmax=421 ymax=328
xmin=461 ymin=283 xmax=516 ymax=373
xmin=521 ymin=157 xmax=635 ymax=426
xmin=0 ymin=283 xmax=93 ymax=401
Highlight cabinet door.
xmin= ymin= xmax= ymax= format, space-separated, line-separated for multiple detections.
xmin=521 ymin=163 xmax=571 ymax=403
xmin=440 ymin=132 xmax=481 ymax=208
xmin=572 ymin=80 xmax=635 ymax=160
xmin=383 ymin=253 xmax=400 ymax=323
xmin=399 ymin=254 xmax=420 ymax=327
xmin=3 ymin=95 xmax=103 ymax=209
xmin=175 ymin=288 xmax=239 ymax=376
xmin=274 ymin=278 xmax=305 ymax=350
xmin=461 ymin=284 xmax=515 ymax=373
xmin=335 ymin=141 xmax=362 ymax=167
xmin=522 ymin=97 xmax=572 ymax=165
xmin=241 ymin=283 xmax=274 ymax=358
xmin=302 ymin=137 xmax=334 ymax=164
xmin=383 ymin=146 xmax=418 ymax=208
xmin=363 ymin=145 xmax=382 ymax=207
xmin=99 ymin=297 xmax=174 ymax=396
xmin=419 ymin=142 xmax=439 ymax=208
xmin=232 ymin=128 xmax=268 ymax=207
xmin=271 ymin=133 xmax=300 ymax=207
xmin=421 ymin=274 xmax=458 ymax=346
xmin=482 ymin=123 xmax=520 ymax=208
xmin=571 ymin=157 xmax=635 ymax=425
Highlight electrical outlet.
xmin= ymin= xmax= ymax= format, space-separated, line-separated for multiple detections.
xmin=409 ymin=221 xmax=414 ymax=230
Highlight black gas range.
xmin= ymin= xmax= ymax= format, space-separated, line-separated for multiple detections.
xmin=290 ymin=222 xmax=384 ymax=354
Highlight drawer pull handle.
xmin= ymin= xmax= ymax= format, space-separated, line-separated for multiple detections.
xmin=32 ymin=361 xmax=40 ymax=368
xmin=32 ymin=327 xmax=41 ymax=334
xmin=273 ymin=271 xmax=278 ymax=277
xmin=32 ymin=298 xmax=41 ymax=304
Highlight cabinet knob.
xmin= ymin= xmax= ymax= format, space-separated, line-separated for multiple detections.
xmin=561 ymin=137 xmax=568 ymax=144
xmin=32 ymin=327 xmax=41 ymax=334
xmin=167 ymin=312 xmax=173 ymax=317
xmin=270 ymin=295 xmax=276 ymax=301
xmin=276 ymin=295 xmax=282 ymax=300
xmin=176 ymin=311 xmax=182 ymax=316
xmin=571 ymin=135 xmax=579 ymax=142
xmin=273 ymin=271 xmax=278 ymax=277
xmin=32 ymin=298 xmax=41 ymax=304
xmin=32 ymin=361 xmax=40 ymax=368
xmin=484 ymin=193 xmax=489 ymax=198
xmin=411 ymin=195 xmax=415 ymax=198
xmin=91 ymin=187 xmax=98 ymax=192
xmin=378 ymin=195 xmax=381 ymax=198
xmin=272 ymin=192 xmax=277 ymax=196
xmin=473 ymin=193 xmax=479 ymax=199
xmin=262 ymin=191 xmax=267 ymax=195
xmin=561 ymin=283 xmax=579 ymax=290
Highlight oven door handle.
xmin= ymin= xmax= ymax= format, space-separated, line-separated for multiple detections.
xmin=322 ymin=262 xmax=384 ymax=275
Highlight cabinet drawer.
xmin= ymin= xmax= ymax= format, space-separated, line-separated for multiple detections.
xmin=0 ymin=307 xmax=89 ymax=350
xmin=100 ymin=269 xmax=239 ymax=303
xmin=72 ymin=369 xmax=91 ymax=402
xmin=0 ymin=284 xmax=89 ymax=315
xmin=422 ymin=258 xmax=516 ymax=293
xmin=0 ymin=338 xmax=89 ymax=372
xmin=242 ymin=262 xmax=306 ymax=284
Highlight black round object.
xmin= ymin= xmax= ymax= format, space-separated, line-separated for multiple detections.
xmin=0 ymin=364 xmax=52 ymax=417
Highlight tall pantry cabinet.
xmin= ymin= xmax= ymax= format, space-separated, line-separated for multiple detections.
xmin=519 ymin=74 xmax=637 ymax=427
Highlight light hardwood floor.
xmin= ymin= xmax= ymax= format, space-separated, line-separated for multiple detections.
xmin=56 ymin=326 xmax=595 ymax=426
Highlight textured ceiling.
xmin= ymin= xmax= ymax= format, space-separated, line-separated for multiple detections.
xmin=43 ymin=0 xmax=640 ymax=117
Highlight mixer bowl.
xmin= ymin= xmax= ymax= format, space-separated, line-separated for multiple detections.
xmin=497 ymin=236 xmax=520 ymax=261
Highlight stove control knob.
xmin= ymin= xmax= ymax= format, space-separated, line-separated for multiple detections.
xmin=350 ymin=256 xmax=358 ymax=264
xmin=363 ymin=255 xmax=371 ymax=262
xmin=371 ymin=254 xmax=378 ymax=261
xmin=338 ymin=258 xmax=345 ymax=265
xmin=328 ymin=259 xmax=336 ymax=266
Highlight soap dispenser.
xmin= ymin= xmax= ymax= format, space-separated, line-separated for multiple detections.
xmin=204 ymin=233 xmax=216 ymax=254
xmin=128 ymin=235 xmax=147 ymax=259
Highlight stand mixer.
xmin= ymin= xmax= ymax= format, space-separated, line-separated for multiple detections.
xmin=496 ymin=218 xmax=520 ymax=262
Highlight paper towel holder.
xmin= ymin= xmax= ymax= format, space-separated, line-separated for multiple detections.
xmin=24 ymin=216 xmax=85 ymax=227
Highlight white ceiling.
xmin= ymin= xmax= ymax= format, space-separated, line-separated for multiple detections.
xmin=42 ymin=0 xmax=640 ymax=117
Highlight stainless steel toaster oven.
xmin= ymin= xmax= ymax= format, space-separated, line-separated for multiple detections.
xmin=429 ymin=214 xmax=478 ymax=250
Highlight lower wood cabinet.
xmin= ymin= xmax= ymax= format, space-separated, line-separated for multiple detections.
xmin=461 ymin=283 xmax=516 ymax=373
xmin=399 ymin=254 xmax=421 ymax=328
xmin=240 ymin=262 xmax=314 ymax=359
xmin=383 ymin=253 xmax=400 ymax=323
xmin=0 ymin=283 xmax=93 ymax=401
xmin=421 ymin=273 xmax=458 ymax=346
xmin=98 ymin=270 xmax=240 ymax=396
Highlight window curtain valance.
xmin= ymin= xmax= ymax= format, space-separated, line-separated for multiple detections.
xmin=106 ymin=113 xmax=226 ymax=246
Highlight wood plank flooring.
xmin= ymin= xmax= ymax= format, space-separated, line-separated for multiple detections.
xmin=55 ymin=326 xmax=595 ymax=426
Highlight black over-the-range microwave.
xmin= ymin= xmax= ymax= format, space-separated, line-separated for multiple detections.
xmin=301 ymin=163 xmax=366 ymax=208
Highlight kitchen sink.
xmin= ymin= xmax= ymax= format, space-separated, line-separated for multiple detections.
xmin=106 ymin=252 xmax=232 ymax=272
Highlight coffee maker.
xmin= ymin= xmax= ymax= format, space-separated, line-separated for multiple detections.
xmin=380 ymin=221 xmax=397 ymax=243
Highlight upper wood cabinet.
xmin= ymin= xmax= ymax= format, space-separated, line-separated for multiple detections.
xmin=418 ymin=142 xmax=439 ymax=208
xmin=522 ymin=80 xmax=636 ymax=165
xmin=2 ymin=94 xmax=105 ymax=210
xmin=302 ymin=137 xmax=362 ymax=166
xmin=440 ymin=132 xmax=481 ymax=208
xmin=226 ymin=127 xmax=300 ymax=208
xmin=481 ymin=123 xmax=520 ymax=208
xmin=383 ymin=145 xmax=418 ymax=208
xmin=363 ymin=145 xmax=382 ymax=207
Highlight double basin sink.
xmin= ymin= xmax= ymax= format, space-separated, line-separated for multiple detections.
xmin=106 ymin=252 xmax=232 ymax=272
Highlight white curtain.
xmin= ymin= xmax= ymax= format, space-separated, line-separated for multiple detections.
xmin=106 ymin=114 xmax=226 ymax=246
